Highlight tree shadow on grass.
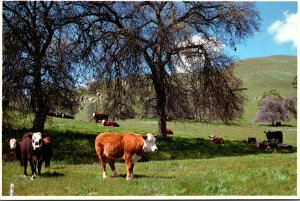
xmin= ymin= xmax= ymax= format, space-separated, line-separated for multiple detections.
xmin=257 ymin=123 xmax=296 ymax=128
xmin=2 ymin=128 xmax=297 ymax=165
xmin=42 ymin=171 xmax=65 ymax=178
xmin=142 ymin=136 xmax=297 ymax=161
xmin=114 ymin=174 xmax=173 ymax=179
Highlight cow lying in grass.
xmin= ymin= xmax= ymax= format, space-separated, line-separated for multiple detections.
xmin=95 ymin=132 xmax=158 ymax=180
xmin=166 ymin=128 xmax=174 ymax=135
xmin=10 ymin=132 xmax=52 ymax=180
xmin=102 ymin=119 xmax=120 ymax=127
xmin=255 ymin=141 xmax=272 ymax=151
xmin=209 ymin=135 xmax=224 ymax=145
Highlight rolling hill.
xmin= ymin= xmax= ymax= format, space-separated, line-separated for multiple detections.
xmin=234 ymin=55 xmax=297 ymax=123
xmin=75 ymin=55 xmax=297 ymax=124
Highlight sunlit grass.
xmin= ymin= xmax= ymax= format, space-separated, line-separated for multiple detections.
xmin=2 ymin=153 xmax=296 ymax=196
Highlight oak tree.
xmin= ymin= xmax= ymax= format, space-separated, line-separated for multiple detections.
xmin=79 ymin=2 xmax=260 ymax=138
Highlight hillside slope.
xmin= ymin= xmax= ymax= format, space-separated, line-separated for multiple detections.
xmin=234 ymin=55 xmax=297 ymax=123
xmin=76 ymin=55 xmax=297 ymax=124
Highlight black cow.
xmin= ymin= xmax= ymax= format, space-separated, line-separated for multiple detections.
xmin=61 ymin=114 xmax=74 ymax=119
xmin=264 ymin=130 xmax=283 ymax=144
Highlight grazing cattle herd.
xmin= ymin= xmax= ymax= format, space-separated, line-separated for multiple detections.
xmin=6 ymin=111 xmax=293 ymax=182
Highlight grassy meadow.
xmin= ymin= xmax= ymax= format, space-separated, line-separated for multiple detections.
xmin=2 ymin=55 xmax=297 ymax=197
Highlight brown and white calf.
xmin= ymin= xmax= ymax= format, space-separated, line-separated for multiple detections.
xmin=102 ymin=119 xmax=120 ymax=127
xmin=209 ymin=135 xmax=225 ymax=145
xmin=166 ymin=128 xmax=174 ymax=135
xmin=95 ymin=132 xmax=158 ymax=180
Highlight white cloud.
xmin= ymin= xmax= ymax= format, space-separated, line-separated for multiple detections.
xmin=191 ymin=35 xmax=224 ymax=53
xmin=176 ymin=35 xmax=224 ymax=73
xmin=268 ymin=11 xmax=299 ymax=48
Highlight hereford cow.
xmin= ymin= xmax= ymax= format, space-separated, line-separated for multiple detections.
xmin=9 ymin=139 xmax=22 ymax=165
xmin=10 ymin=132 xmax=52 ymax=180
xmin=165 ymin=115 xmax=172 ymax=122
xmin=209 ymin=135 xmax=224 ymax=145
xmin=42 ymin=137 xmax=53 ymax=168
xmin=95 ymin=132 xmax=158 ymax=180
xmin=166 ymin=128 xmax=174 ymax=135
xmin=264 ymin=130 xmax=283 ymax=144
xmin=102 ymin=119 xmax=120 ymax=127
xmin=255 ymin=141 xmax=272 ymax=151
xmin=10 ymin=135 xmax=53 ymax=169
xmin=93 ymin=112 xmax=109 ymax=123
xmin=20 ymin=132 xmax=44 ymax=180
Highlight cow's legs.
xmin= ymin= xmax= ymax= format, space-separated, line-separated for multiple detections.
xmin=29 ymin=160 xmax=37 ymax=180
xmin=23 ymin=158 xmax=28 ymax=176
xmin=95 ymin=144 xmax=108 ymax=179
xmin=37 ymin=160 xmax=43 ymax=176
xmin=125 ymin=155 xmax=134 ymax=180
xmin=107 ymin=158 xmax=118 ymax=177
xmin=98 ymin=155 xmax=108 ymax=179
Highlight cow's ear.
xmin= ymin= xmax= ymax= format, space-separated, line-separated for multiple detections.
xmin=27 ymin=133 xmax=33 ymax=139
xmin=153 ymin=134 xmax=159 ymax=139
xmin=142 ymin=135 xmax=147 ymax=140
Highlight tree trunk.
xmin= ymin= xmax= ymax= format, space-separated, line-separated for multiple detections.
xmin=153 ymin=73 xmax=167 ymax=139
xmin=31 ymin=60 xmax=47 ymax=132
xmin=156 ymin=94 xmax=167 ymax=139
xmin=32 ymin=111 xmax=47 ymax=132
xmin=145 ymin=45 xmax=168 ymax=139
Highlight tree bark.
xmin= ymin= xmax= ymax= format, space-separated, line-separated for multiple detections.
xmin=32 ymin=111 xmax=47 ymax=132
xmin=152 ymin=65 xmax=167 ymax=139
xmin=31 ymin=60 xmax=47 ymax=132
xmin=156 ymin=89 xmax=167 ymax=139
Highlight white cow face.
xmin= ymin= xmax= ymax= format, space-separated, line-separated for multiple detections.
xmin=32 ymin=132 xmax=43 ymax=151
xmin=9 ymin=139 xmax=17 ymax=149
xmin=143 ymin=133 xmax=158 ymax=152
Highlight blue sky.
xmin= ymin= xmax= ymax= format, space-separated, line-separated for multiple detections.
xmin=228 ymin=1 xmax=298 ymax=59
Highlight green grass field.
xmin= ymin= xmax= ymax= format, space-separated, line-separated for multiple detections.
xmin=2 ymin=153 xmax=297 ymax=196
xmin=2 ymin=55 xmax=297 ymax=197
